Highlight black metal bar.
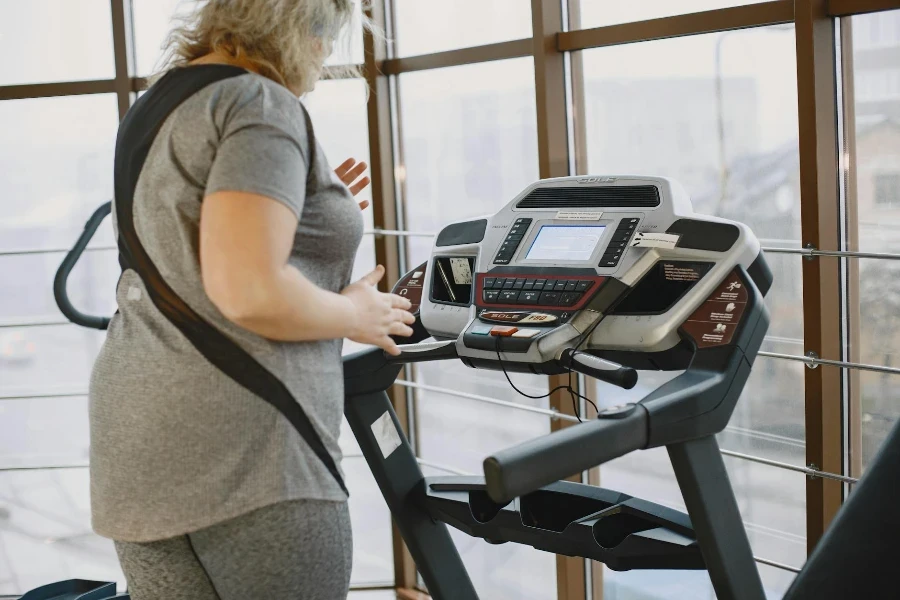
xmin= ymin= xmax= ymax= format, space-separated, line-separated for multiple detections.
xmin=343 ymin=390 xmax=478 ymax=600
xmin=667 ymin=436 xmax=766 ymax=600
xmin=53 ymin=202 xmax=112 ymax=330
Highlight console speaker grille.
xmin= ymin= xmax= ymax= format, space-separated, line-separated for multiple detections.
xmin=516 ymin=185 xmax=660 ymax=209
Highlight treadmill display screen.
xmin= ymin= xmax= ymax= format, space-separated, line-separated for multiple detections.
xmin=525 ymin=225 xmax=606 ymax=262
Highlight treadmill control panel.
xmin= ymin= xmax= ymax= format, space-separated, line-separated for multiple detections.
xmin=419 ymin=175 xmax=765 ymax=367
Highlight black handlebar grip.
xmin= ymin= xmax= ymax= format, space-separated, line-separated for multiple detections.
xmin=483 ymin=405 xmax=649 ymax=504
xmin=560 ymin=349 xmax=638 ymax=390
xmin=53 ymin=201 xmax=113 ymax=331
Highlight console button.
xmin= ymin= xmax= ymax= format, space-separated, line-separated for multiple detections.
xmin=492 ymin=278 xmax=506 ymax=290
xmin=624 ymin=218 xmax=640 ymax=225
xmin=524 ymin=279 xmax=536 ymax=287
xmin=612 ymin=230 xmax=634 ymax=242
xmin=499 ymin=290 xmax=520 ymax=304
xmin=522 ymin=281 xmax=534 ymax=290
xmin=519 ymin=291 xmax=540 ymax=304
xmin=559 ymin=292 xmax=583 ymax=307
xmin=534 ymin=279 xmax=547 ymax=288
xmin=483 ymin=290 xmax=500 ymax=304
xmin=575 ymin=280 xmax=593 ymax=292
xmin=512 ymin=279 xmax=525 ymax=290
xmin=502 ymin=279 xmax=515 ymax=289
xmin=483 ymin=277 xmax=496 ymax=289
xmin=539 ymin=291 xmax=561 ymax=306
xmin=490 ymin=326 xmax=519 ymax=337
xmin=511 ymin=328 xmax=540 ymax=339
xmin=606 ymin=240 xmax=628 ymax=251
xmin=494 ymin=257 xmax=511 ymax=265
xmin=515 ymin=218 xmax=533 ymax=224
xmin=564 ymin=281 xmax=577 ymax=292
xmin=543 ymin=279 xmax=558 ymax=290
xmin=599 ymin=257 xmax=619 ymax=268
xmin=506 ymin=233 xmax=524 ymax=241
xmin=553 ymin=281 xmax=567 ymax=292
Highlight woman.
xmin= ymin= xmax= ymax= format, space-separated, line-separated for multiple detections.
xmin=88 ymin=1 xmax=414 ymax=598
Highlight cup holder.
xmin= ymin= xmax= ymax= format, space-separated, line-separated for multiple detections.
xmin=469 ymin=490 xmax=506 ymax=524
xmin=519 ymin=490 xmax=614 ymax=533
xmin=592 ymin=510 xmax=656 ymax=549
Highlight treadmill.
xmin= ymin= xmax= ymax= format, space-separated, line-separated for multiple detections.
xmin=342 ymin=175 xmax=772 ymax=600
xmin=32 ymin=176 xmax=893 ymax=599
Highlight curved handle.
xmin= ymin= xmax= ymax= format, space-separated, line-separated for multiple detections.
xmin=559 ymin=349 xmax=638 ymax=390
xmin=53 ymin=201 xmax=113 ymax=331
xmin=483 ymin=404 xmax=649 ymax=504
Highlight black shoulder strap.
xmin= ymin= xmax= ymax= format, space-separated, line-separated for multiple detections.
xmin=114 ymin=65 xmax=347 ymax=495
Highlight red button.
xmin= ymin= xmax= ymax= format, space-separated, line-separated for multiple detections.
xmin=490 ymin=326 xmax=519 ymax=337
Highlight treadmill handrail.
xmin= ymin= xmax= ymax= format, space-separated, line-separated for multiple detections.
xmin=482 ymin=368 xmax=723 ymax=504
xmin=385 ymin=340 xmax=458 ymax=364
xmin=54 ymin=201 xmax=113 ymax=331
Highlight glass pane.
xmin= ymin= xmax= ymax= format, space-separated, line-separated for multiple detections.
xmin=579 ymin=26 xmax=804 ymax=597
xmin=132 ymin=0 xmax=197 ymax=76
xmin=0 ymin=397 xmax=89 ymax=469
xmin=416 ymin=362 xmax=555 ymax=600
xmin=393 ymin=0 xmax=532 ymax=56
xmin=344 ymin=457 xmax=393 ymax=585
xmin=0 ymin=249 xmax=119 ymax=325
xmin=0 ymin=95 xmax=119 ymax=253
xmin=600 ymin=448 xmax=802 ymax=598
xmin=847 ymin=9 xmax=900 ymax=470
xmin=133 ymin=0 xmax=363 ymax=76
xmin=0 ymin=0 xmax=114 ymax=85
xmin=399 ymin=58 xmax=540 ymax=265
xmin=0 ymin=469 xmax=124 ymax=596
xmin=0 ymin=325 xmax=103 ymax=398
xmin=577 ymin=0 xmax=772 ymax=29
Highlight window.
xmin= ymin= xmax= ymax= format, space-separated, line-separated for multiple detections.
xmin=576 ymin=0 xmax=773 ymax=29
xmin=874 ymin=173 xmax=900 ymax=207
xmin=846 ymin=11 xmax=900 ymax=473
xmin=854 ymin=9 xmax=900 ymax=50
xmin=399 ymin=58 xmax=540 ymax=266
xmin=392 ymin=0 xmax=532 ymax=56
xmin=577 ymin=25 xmax=804 ymax=597
xmin=132 ymin=0 xmax=195 ymax=76
xmin=398 ymin=57 xmax=554 ymax=598
xmin=0 ymin=0 xmax=115 ymax=86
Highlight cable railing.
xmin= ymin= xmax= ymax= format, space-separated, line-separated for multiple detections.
xmin=397 ymin=379 xmax=859 ymax=486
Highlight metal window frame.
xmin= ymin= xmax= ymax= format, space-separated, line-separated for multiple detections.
xmin=828 ymin=0 xmax=900 ymax=17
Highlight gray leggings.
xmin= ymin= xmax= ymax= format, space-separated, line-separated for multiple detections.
xmin=115 ymin=500 xmax=352 ymax=600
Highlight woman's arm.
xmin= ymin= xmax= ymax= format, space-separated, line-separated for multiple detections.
xmin=200 ymin=190 xmax=415 ymax=354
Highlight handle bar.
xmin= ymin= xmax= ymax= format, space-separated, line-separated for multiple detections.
xmin=483 ymin=403 xmax=649 ymax=504
xmin=559 ymin=349 xmax=637 ymax=390
xmin=54 ymin=201 xmax=113 ymax=331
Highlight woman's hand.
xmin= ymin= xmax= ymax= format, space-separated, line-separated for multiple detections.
xmin=341 ymin=265 xmax=416 ymax=356
xmin=335 ymin=157 xmax=371 ymax=210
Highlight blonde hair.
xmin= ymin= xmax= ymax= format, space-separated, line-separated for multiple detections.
xmin=161 ymin=0 xmax=367 ymax=94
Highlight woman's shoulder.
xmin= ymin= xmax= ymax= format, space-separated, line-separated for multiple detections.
xmin=207 ymin=72 xmax=309 ymax=133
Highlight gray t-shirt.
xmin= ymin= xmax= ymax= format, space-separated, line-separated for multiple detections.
xmin=89 ymin=72 xmax=364 ymax=542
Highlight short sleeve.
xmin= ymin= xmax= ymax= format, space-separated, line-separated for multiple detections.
xmin=205 ymin=77 xmax=309 ymax=217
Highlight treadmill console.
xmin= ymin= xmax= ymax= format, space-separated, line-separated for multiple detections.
xmin=418 ymin=176 xmax=771 ymax=373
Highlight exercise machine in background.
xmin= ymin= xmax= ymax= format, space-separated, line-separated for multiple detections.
xmin=33 ymin=176 xmax=900 ymax=599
